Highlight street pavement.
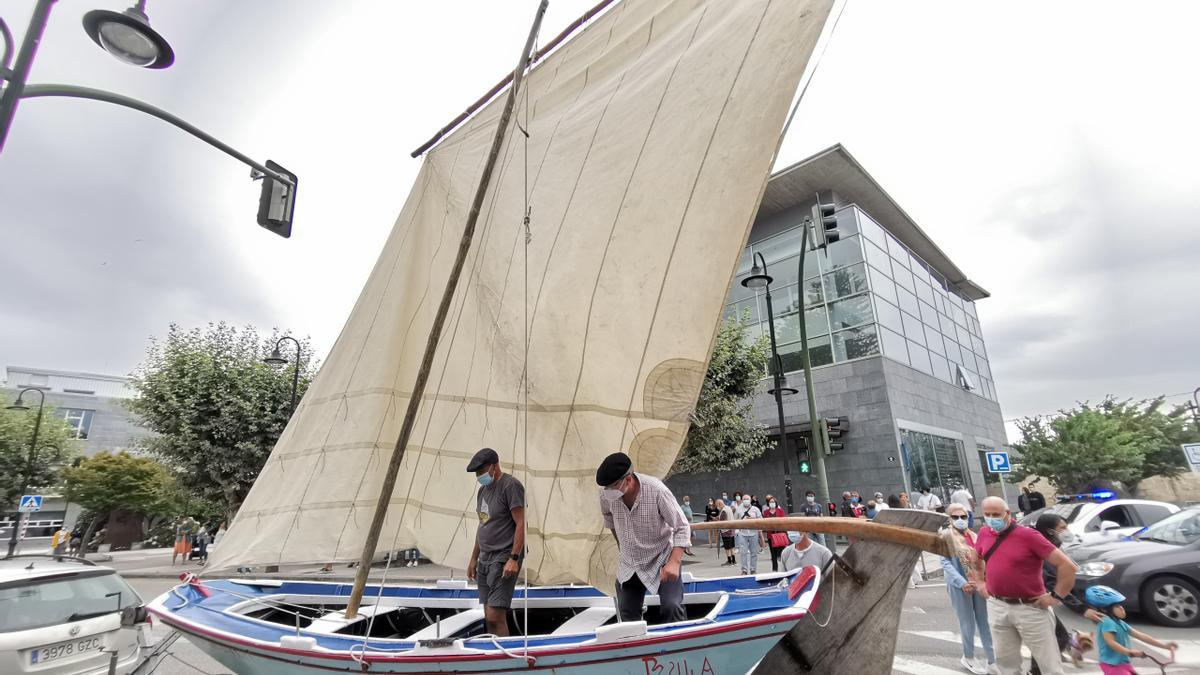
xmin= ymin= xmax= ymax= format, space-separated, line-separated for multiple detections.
xmin=101 ymin=544 xmax=1200 ymax=674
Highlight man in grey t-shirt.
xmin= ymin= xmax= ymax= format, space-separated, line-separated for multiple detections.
xmin=466 ymin=448 xmax=526 ymax=636
xmin=780 ymin=531 xmax=832 ymax=573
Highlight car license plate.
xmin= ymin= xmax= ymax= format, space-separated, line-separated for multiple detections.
xmin=29 ymin=636 xmax=104 ymax=664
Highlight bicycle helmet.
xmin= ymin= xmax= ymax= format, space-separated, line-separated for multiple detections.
xmin=1085 ymin=585 xmax=1125 ymax=608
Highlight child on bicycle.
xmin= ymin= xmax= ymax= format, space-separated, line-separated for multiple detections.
xmin=1085 ymin=585 xmax=1178 ymax=674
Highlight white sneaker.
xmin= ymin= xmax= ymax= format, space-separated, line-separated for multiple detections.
xmin=959 ymin=656 xmax=986 ymax=675
xmin=985 ymin=663 xmax=998 ymax=675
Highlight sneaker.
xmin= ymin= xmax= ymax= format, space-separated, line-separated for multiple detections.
xmin=985 ymin=663 xmax=998 ymax=675
xmin=959 ymin=656 xmax=986 ymax=675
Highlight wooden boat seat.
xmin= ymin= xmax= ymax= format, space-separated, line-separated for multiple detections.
xmin=550 ymin=606 xmax=616 ymax=635
xmin=406 ymin=609 xmax=485 ymax=640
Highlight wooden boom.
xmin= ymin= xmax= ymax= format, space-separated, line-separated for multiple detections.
xmin=690 ymin=516 xmax=954 ymax=557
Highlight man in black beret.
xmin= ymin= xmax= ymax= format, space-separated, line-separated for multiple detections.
xmin=466 ymin=447 xmax=525 ymax=636
xmin=597 ymin=452 xmax=691 ymax=624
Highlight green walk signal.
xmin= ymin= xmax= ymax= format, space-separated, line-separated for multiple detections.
xmin=799 ymin=460 xmax=811 ymax=475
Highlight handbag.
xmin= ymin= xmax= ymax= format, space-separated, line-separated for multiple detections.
xmin=769 ymin=532 xmax=790 ymax=548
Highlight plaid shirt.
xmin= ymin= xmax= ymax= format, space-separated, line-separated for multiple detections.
xmin=601 ymin=473 xmax=691 ymax=593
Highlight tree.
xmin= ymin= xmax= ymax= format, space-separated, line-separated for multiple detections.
xmin=62 ymin=451 xmax=176 ymax=553
xmin=0 ymin=393 xmax=76 ymax=509
xmin=1011 ymin=395 xmax=1200 ymax=494
xmin=128 ymin=323 xmax=316 ymax=518
xmin=672 ymin=315 xmax=771 ymax=474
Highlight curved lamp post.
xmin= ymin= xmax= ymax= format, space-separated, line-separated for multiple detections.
xmin=6 ymin=386 xmax=45 ymax=558
xmin=264 ymin=336 xmax=303 ymax=415
xmin=742 ymin=252 xmax=797 ymax=512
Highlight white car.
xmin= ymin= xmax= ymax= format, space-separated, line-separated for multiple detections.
xmin=0 ymin=556 xmax=152 ymax=674
xmin=1019 ymin=498 xmax=1181 ymax=547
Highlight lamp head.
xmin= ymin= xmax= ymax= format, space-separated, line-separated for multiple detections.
xmin=740 ymin=260 xmax=772 ymax=289
xmin=83 ymin=2 xmax=175 ymax=69
xmin=263 ymin=348 xmax=288 ymax=367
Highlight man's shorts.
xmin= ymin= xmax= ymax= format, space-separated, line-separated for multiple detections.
xmin=476 ymin=554 xmax=519 ymax=609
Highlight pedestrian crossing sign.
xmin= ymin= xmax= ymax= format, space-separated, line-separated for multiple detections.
xmin=18 ymin=495 xmax=42 ymax=513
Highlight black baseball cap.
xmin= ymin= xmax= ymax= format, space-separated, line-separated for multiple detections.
xmin=466 ymin=447 xmax=499 ymax=472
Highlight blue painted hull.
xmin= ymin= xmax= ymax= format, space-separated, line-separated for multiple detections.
xmin=148 ymin=570 xmax=819 ymax=674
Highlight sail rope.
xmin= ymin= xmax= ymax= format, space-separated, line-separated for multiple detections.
xmin=806 ymin=565 xmax=836 ymax=628
xmin=520 ymin=22 xmax=536 ymax=660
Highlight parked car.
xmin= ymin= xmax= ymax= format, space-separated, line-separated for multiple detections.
xmin=1069 ymin=506 xmax=1200 ymax=627
xmin=1019 ymin=498 xmax=1180 ymax=546
xmin=0 ymin=555 xmax=153 ymax=674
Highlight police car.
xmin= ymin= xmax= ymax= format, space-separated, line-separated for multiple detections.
xmin=1018 ymin=491 xmax=1180 ymax=547
xmin=0 ymin=555 xmax=152 ymax=674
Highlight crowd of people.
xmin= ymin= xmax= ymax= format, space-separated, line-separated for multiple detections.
xmin=938 ymin=495 xmax=1176 ymax=675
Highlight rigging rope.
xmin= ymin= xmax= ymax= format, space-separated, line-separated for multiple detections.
xmin=778 ymin=0 xmax=850 ymax=141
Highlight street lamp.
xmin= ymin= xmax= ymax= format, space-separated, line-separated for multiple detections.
xmin=6 ymin=386 xmax=45 ymax=559
xmin=0 ymin=2 xmax=297 ymax=236
xmin=264 ymin=336 xmax=303 ymax=414
xmin=742 ymin=252 xmax=797 ymax=512
xmin=82 ymin=1 xmax=174 ymax=69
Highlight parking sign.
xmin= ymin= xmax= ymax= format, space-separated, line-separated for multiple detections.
xmin=1183 ymin=443 xmax=1200 ymax=474
xmin=985 ymin=451 xmax=1011 ymax=474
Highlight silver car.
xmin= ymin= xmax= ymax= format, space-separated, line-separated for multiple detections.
xmin=0 ymin=556 xmax=152 ymax=674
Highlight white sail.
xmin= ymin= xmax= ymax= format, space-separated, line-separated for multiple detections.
xmin=208 ymin=0 xmax=834 ymax=588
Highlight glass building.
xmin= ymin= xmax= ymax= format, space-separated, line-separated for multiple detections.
xmin=667 ymin=145 xmax=1011 ymax=512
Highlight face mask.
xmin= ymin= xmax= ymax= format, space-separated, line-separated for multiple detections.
xmin=768 ymin=501 xmax=776 ymax=508
xmin=477 ymin=471 xmax=494 ymax=487
xmin=722 ymin=494 xmax=728 ymax=499
xmin=952 ymin=518 xmax=969 ymax=530
xmin=806 ymin=496 xmax=815 ymax=503
xmin=852 ymin=497 xmax=860 ymax=504
xmin=601 ymin=477 xmax=628 ymax=501
xmin=985 ymin=516 xmax=1008 ymax=532
xmin=1058 ymin=529 xmax=1075 ymax=543
xmin=742 ymin=499 xmax=751 ymax=506
xmin=683 ymin=500 xmax=689 ymax=505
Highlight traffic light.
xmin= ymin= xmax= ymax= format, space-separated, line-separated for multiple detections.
xmin=797 ymin=445 xmax=811 ymax=475
xmin=825 ymin=416 xmax=848 ymax=454
xmin=811 ymin=190 xmax=839 ymax=248
xmin=257 ymin=160 xmax=298 ymax=238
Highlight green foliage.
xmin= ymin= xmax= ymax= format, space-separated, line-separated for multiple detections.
xmin=672 ymin=315 xmax=771 ymax=474
xmin=0 ymin=393 xmax=77 ymax=507
xmin=63 ymin=451 xmax=176 ymax=517
xmin=1012 ymin=395 xmax=1199 ymax=494
xmin=127 ymin=322 xmax=316 ymax=517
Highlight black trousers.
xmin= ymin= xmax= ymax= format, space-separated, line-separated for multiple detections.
xmin=769 ymin=545 xmax=786 ymax=572
xmin=615 ymin=573 xmax=686 ymax=624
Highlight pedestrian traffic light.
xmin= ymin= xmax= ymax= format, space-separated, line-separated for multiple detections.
xmin=825 ymin=416 xmax=848 ymax=454
xmin=797 ymin=446 xmax=811 ymax=475
xmin=811 ymin=190 xmax=839 ymax=248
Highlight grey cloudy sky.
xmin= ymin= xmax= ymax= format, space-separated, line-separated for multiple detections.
xmin=2 ymin=1 xmax=1198 ymax=440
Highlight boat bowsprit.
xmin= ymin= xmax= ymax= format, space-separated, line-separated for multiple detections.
xmin=147 ymin=567 xmax=820 ymax=674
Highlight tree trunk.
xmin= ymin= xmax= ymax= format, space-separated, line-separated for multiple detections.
xmin=78 ymin=516 xmax=101 ymax=560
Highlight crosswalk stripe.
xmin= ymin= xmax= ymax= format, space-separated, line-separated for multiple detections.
xmin=892 ymin=656 xmax=974 ymax=675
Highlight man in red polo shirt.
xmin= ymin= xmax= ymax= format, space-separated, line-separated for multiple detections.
xmin=975 ymin=496 xmax=1077 ymax=675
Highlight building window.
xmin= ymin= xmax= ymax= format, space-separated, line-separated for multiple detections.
xmin=902 ymin=429 xmax=969 ymax=503
xmin=61 ymin=408 xmax=94 ymax=440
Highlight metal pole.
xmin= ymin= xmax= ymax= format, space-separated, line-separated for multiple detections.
xmin=344 ymin=0 xmax=548 ymax=620
xmin=754 ymin=253 xmax=794 ymax=513
xmin=0 ymin=0 xmax=55 ymax=153
xmin=999 ymin=472 xmax=1009 ymax=508
xmin=7 ymin=387 xmax=45 ymax=558
xmin=1191 ymin=387 xmax=1200 ymax=427
xmin=796 ymin=222 xmax=831 ymax=508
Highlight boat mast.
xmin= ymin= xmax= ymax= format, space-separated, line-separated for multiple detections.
xmin=344 ymin=0 xmax=549 ymax=620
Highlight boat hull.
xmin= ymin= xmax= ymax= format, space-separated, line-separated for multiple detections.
xmin=149 ymin=571 xmax=817 ymax=674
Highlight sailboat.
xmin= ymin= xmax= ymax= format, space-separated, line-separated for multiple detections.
xmin=145 ymin=0 xmax=952 ymax=672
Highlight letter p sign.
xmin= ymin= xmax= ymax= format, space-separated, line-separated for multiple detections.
xmin=985 ymin=451 xmax=1011 ymax=474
